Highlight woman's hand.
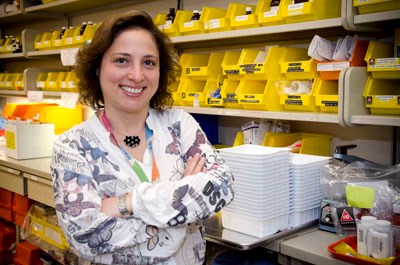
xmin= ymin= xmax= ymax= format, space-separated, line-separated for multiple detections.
xmin=184 ymin=153 xmax=206 ymax=177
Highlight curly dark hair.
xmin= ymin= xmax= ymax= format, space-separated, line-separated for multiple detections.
xmin=75 ymin=10 xmax=180 ymax=110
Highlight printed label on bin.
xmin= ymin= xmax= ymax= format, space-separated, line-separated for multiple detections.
xmin=224 ymin=69 xmax=240 ymax=75
xmin=317 ymin=62 xmax=350 ymax=71
xmin=322 ymin=101 xmax=338 ymax=106
xmin=240 ymin=99 xmax=259 ymax=103
xmin=264 ymin=10 xmax=278 ymax=17
xmin=376 ymin=95 xmax=395 ymax=102
xmin=184 ymin=21 xmax=194 ymax=28
xmin=285 ymin=99 xmax=303 ymax=105
xmin=208 ymin=19 xmax=221 ymax=29
xmin=235 ymin=15 xmax=249 ymax=22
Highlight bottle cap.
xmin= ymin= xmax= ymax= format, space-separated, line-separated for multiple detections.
xmin=361 ymin=215 xmax=377 ymax=226
xmin=246 ymin=7 xmax=252 ymax=11
xmin=374 ymin=220 xmax=392 ymax=232
xmin=193 ymin=10 xmax=199 ymax=13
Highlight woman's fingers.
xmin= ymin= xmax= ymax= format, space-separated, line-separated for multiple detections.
xmin=184 ymin=153 xmax=206 ymax=177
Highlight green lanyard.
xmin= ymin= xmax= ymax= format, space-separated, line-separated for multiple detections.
xmin=101 ymin=110 xmax=153 ymax=183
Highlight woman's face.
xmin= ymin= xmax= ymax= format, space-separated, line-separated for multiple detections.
xmin=99 ymin=28 xmax=160 ymax=114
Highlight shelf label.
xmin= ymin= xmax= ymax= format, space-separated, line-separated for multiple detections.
xmin=60 ymin=92 xmax=79 ymax=109
xmin=27 ymin=91 xmax=44 ymax=102
xmin=235 ymin=15 xmax=249 ymax=22
xmin=264 ymin=10 xmax=278 ymax=17
xmin=61 ymin=48 xmax=79 ymax=66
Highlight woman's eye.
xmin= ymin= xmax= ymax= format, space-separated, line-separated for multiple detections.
xmin=144 ymin=60 xmax=156 ymax=67
xmin=114 ymin=58 xmax=127 ymax=64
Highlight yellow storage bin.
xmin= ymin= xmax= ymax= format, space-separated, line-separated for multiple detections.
xmin=0 ymin=74 xmax=4 ymax=89
xmin=182 ymin=52 xmax=225 ymax=80
xmin=154 ymin=13 xmax=167 ymax=30
xmin=264 ymin=80 xmax=285 ymax=111
xmin=29 ymin=214 xmax=69 ymax=250
xmin=208 ymin=3 xmax=248 ymax=33
xmin=1 ymin=103 xmax=18 ymax=119
xmin=279 ymin=47 xmax=318 ymax=80
xmin=363 ymin=77 xmax=400 ymax=115
xmin=354 ymin=0 xmax=400 ymax=15
xmin=365 ymin=41 xmax=400 ymax=79
xmin=222 ymin=51 xmax=243 ymax=80
xmin=36 ymin=72 xmax=48 ymax=91
xmin=170 ymin=80 xmax=183 ymax=106
xmin=60 ymin=71 xmax=79 ymax=92
xmin=45 ymin=72 xmax=67 ymax=91
xmin=257 ymin=0 xmax=285 ymax=26
xmin=266 ymin=132 xmax=332 ymax=156
xmin=281 ymin=0 xmax=341 ymax=24
xmin=237 ymin=79 xmax=268 ymax=110
xmin=178 ymin=79 xmax=207 ymax=107
xmin=278 ymin=79 xmax=320 ymax=112
xmin=233 ymin=131 xmax=244 ymax=146
xmin=0 ymin=73 xmax=14 ymax=89
xmin=314 ymin=78 xmax=339 ymax=113
xmin=73 ymin=23 xmax=97 ymax=47
xmin=221 ymin=78 xmax=243 ymax=109
xmin=63 ymin=27 xmax=79 ymax=47
xmin=163 ymin=10 xmax=193 ymax=37
xmin=205 ymin=79 xmax=225 ymax=107
xmin=230 ymin=4 xmax=258 ymax=30
xmin=181 ymin=7 xmax=227 ymax=35
xmin=14 ymin=73 xmax=24 ymax=91
xmin=243 ymin=46 xmax=285 ymax=80
xmin=39 ymin=105 xmax=83 ymax=134
xmin=33 ymin=33 xmax=43 ymax=50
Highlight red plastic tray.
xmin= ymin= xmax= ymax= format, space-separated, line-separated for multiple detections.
xmin=328 ymin=235 xmax=399 ymax=265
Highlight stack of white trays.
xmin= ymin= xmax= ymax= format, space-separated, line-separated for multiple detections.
xmin=218 ymin=144 xmax=291 ymax=238
xmin=289 ymin=153 xmax=331 ymax=227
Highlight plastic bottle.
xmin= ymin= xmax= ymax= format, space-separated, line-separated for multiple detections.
xmin=59 ymin=26 xmax=66 ymax=39
xmin=270 ymin=0 xmax=281 ymax=7
xmin=391 ymin=202 xmax=400 ymax=253
xmin=193 ymin=94 xmax=200 ymax=107
xmin=371 ymin=220 xmax=394 ymax=259
xmin=79 ymin=21 xmax=88 ymax=36
xmin=191 ymin=10 xmax=200 ymax=21
xmin=245 ymin=7 xmax=252 ymax=15
xmin=357 ymin=215 xmax=377 ymax=256
xmin=12 ymin=38 xmax=22 ymax=53
xmin=166 ymin=8 xmax=176 ymax=23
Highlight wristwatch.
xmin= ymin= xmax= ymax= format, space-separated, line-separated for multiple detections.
xmin=118 ymin=194 xmax=132 ymax=218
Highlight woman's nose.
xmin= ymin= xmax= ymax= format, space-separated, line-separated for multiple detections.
xmin=127 ymin=65 xmax=144 ymax=81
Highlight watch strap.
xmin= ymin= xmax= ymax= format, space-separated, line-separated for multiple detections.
xmin=118 ymin=194 xmax=131 ymax=218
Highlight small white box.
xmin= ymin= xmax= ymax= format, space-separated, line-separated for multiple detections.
xmin=5 ymin=122 xmax=54 ymax=160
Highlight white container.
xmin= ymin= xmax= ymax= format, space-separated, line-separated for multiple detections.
xmin=5 ymin=122 xmax=55 ymax=160
xmin=357 ymin=215 xmax=377 ymax=256
xmin=371 ymin=220 xmax=394 ymax=259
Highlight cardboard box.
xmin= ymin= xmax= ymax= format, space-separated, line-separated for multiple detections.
xmin=5 ymin=122 xmax=54 ymax=160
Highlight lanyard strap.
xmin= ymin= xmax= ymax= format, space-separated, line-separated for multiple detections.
xmin=101 ymin=110 xmax=159 ymax=183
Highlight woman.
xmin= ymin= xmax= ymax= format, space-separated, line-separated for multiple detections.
xmin=51 ymin=10 xmax=234 ymax=265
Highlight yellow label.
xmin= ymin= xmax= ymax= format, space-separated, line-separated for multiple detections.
xmin=5 ymin=131 xmax=15 ymax=150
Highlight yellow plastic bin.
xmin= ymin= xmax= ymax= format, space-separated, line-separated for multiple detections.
xmin=35 ymin=72 xmax=48 ymax=91
xmin=30 ymin=214 xmax=69 ymax=250
xmin=281 ymin=0 xmax=341 ymax=24
xmin=13 ymin=73 xmax=24 ymax=91
xmin=243 ymin=46 xmax=286 ymax=80
xmin=363 ymin=77 xmax=400 ymax=115
xmin=257 ymin=0 xmax=285 ymax=26
xmin=208 ymin=3 xmax=249 ymax=33
xmin=0 ymin=74 xmax=4 ymax=89
xmin=354 ymin=0 xmax=400 ymax=15
xmin=279 ymin=47 xmax=318 ymax=80
xmin=181 ymin=7 xmax=227 ymax=35
xmin=35 ymin=32 xmax=53 ymax=50
xmin=33 ymin=33 xmax=43 ymax=50
xmin=205 ymin=79 xmax=225 ymax=107
xmin=266 ymin=132 xmax=332 ymax=156
xmin=154 ymin=13 xmax=167 ymax=30
xmin=365 ymin=41 xmax=400 ymax=79
xmin=60 ymin=71 xmax=79 ymax=92
xmin=178 ymin=78 xmax=207 ymax=107
xmin=264 ymin=80 xmax=285 ymax=111
xmin=45 ymin=72 xmax=67 ymax=91
xmin=63 ymin=27 xmax=79 ymax=47
xmin=278 ymin=79 xmax=320 ymax=112
xmin=39 ymin=105 xmax=83 ymax=134
xmin=314 ymin=78 xmax=339 ymax=113
xmin=163 ymin=10 xmax=193 ymax=37
xmin=182 ymin=52 xmax=225 ymax=80
xmin=317 ymin=40 xmax=369 ymax=81
xmin=73 ymin=23 xmax=97 ymax=47
xmin=229 ymin=4 xmax=258 ymax=30
xmin=221 ymin=78 xmax=243 ymax=109
xmin=1 ymin=73 xmax=14 ymax=90
xmin=222 ymin=51 xmax=243 ymax=80
xmin=237 ymin=79 xmax=268 ymax=110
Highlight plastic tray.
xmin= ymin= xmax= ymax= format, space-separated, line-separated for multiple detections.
xmin=328 ymin=235 xmax=399 ymax=265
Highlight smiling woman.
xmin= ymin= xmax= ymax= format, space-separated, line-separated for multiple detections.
xmin=50 ymin=10 xmax=235 ymax=265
